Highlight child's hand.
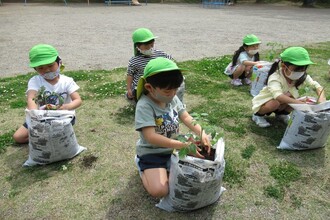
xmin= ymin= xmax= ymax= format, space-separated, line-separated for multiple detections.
xmin=194 ymin=132 xmax=212 ymax=159
xmin=127 ymin=90 xmax=134 ymax=99
xmin=298 ymin=96 xmax=317 ymax=105
xmin=57 ymin=104 xmax=66 ymax=110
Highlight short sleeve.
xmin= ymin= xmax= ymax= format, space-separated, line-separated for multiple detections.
xmin=267 ymin=74 xmax=285 ymax=99
xmin=135 ymin=100 xmax=156 ymax=131
xmin=66 ymin=78 xmax=80 ymax=95
xmin=238 ymin=52 xmax=249 ymax=64
xmin=27 ymin=75 xmax=41 ymax=94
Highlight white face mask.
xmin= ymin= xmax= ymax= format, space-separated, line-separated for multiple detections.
xmin=287 ymin=71 xmax=305 ymax=80
xmin=137 ymin=47 xmax=153 ymax=56
xmin=42 ymin=66 xmax=60 ymax=80
xmin=248 ymin=49 xmax=259 ymax=55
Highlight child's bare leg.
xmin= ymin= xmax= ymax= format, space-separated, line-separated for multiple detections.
xmin=232 ymin=65 xmax=245 ymax=79
xmin=258 ymin=100 xmax=280 ymax=115
xmin=141 ymin=168 xmax=169 ymax=198
xmin=13 ymin=126 xmax=29 ymax=144
xmin=245 ymin=66 xmax=253 ymax=78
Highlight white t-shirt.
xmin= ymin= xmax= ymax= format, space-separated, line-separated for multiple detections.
xmin=27 ymin=74 xmax=80 ymax=109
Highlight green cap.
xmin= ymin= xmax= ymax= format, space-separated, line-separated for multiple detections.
xmin=132 ymin=28 xmax=158 ymax=55
xmin=29 ymin=44 xmax=58 ymax=68
xmin=280 ymin=47 xmax=315 ymax=66
xmin=136 ymin=57 xmax=181 ymax=100
xmin=243 ymin=34 xmax=261 ymax=46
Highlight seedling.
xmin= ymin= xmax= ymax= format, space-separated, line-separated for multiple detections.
xmin=33 ymin=86 xmax=64 ymax=110
xmin=177 ymin=112 xmax=223 ymax=159
xmin=265 ymin=42 xmax=283 ymax=61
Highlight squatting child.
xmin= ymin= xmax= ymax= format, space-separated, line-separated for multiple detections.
xmin=225 ymin=34 xmax=261 ymax=86
xmin=252 ymin=46 xmax=326 ymax=127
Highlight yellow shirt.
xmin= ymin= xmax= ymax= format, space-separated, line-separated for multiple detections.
xmin=252 ymin=69 xmax=322 ymax=113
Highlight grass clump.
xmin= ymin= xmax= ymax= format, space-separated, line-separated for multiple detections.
xmin=0 ymin=131 xmax=14 ymax=154
xmin=269 ymin=162 xmax=302 ymax=186
xmin=241 ymin=144 xmax=256 ymax=159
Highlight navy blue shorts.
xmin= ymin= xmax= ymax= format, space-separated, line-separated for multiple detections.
xmin=137 ymin=153 xmax=171 ymax=172
xmin=23 ymin=116 xmax=76 ymax=128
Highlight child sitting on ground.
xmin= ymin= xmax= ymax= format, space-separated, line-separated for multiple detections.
xmin=224 ymin=34 xmax=261 ymax=86
xmin=126 ymin=28 xmax=185 ymax=105
xmin=252 ymin=46 xmax=326 ymax=127
xmin=134 ymin=57 xmax=211 ymax=198
xmin=13 ymin=44 xmax=82 ymax=143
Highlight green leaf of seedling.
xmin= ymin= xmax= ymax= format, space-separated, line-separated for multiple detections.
xmin=179 ymin=147 xmax=188 ymax=159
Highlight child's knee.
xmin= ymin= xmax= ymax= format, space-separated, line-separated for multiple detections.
xmin=13 ymin=127 xmax=28 ymax=144
xmin=147 ymin=185 xmax=168 ymax=198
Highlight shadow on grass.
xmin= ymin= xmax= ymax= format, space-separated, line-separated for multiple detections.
xmin=249 ymin=117 xmax=326 ymax=169
xmin=113 ymin=104 xmax=135 ymax=125
xmin=3 ymin=145 xmax=80 ymax=198
xmin=105 ymin=173 xmax=220 ymax=219
xmin=249 ymin=117 xmax=287 ymax=147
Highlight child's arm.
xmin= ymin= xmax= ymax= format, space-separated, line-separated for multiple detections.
xmin=26 ymin=90 xmax=38 ymax=110
xmin=58 ymin=92 xmax=82 ymax=110
xmin=180 ymin=111 xmax=211 ymax=153
xmin=316 ymin=87 xmax=326 ymax=103
xmin=126 ymin=75 xmax=134 ymax=98
xmin=275 ymin=93 xmax=305 ymax=105
xmin=141 ymin=126 xmax=187 ymax=150
xmin=242 ymin=60 xmax=259 ymax=67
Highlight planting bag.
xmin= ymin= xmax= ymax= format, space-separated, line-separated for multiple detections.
xmin=156 ymin=138 xmax=226 ymax=212
xmin=250 ymin=61 xmax=272 ymax=97
xmin=278 ymin=101 xmax=330 ymax=150
xmin=24 ymin=109 xmax=86 ymax=166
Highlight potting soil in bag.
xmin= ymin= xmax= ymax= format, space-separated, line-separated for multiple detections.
xmin=250 ymin=61 xmax=272 ymax=97
xmin=24 ymin=109 xmax=86 ymax=166
xmin=278 ymin=101 xmax=330 ymax=150
xmin=156 ymin=138 xmax=226 ymax=212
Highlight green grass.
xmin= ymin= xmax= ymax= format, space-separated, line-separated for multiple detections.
xmin=0 ymin=41 xmax=330 ymax=219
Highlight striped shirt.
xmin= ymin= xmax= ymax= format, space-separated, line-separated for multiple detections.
xmin=127 ymin=49 xmax=172 ymax=89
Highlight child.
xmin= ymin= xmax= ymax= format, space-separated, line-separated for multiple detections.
xmin=252 ymin=46 xmax=326 ymax=127
xmin=134 ymin=57 xmax=211 ymax=198
xmin=126 ymin=28 xmax=184 ymax=105
xmin=13 ymin=44 xmax=82 ymax=143
xmin=224 ymin=34 xmax=261 ymax=86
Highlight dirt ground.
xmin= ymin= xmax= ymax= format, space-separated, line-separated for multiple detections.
xmin=0 ymin=2 xmax=330 ymax=77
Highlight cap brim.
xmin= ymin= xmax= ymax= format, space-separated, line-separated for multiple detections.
xmin=291 ymin=60 xmax=315 ymax=66
xmin=140 ymin=36 xmax=158 ymax=43
xmin=245 ymin=41 xmax=261 ymax=46
xmin=29 ymin=56 xmax=57 ymax=68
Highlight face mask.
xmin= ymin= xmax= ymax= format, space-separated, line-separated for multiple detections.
xmin=287 ymin=71 xmax=305 ymax=80
xmin=137 ymin=47 xmax=153 ymax=56
xmin=152 ymin=89 xmax=174 ymax=104
xmin=248 ymin=49 xmax=258 ymax=55
xmin=42 ymin=66 xmax=60 ymax=80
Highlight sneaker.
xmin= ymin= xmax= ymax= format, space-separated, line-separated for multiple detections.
xmin=231 ymin=79 xmax=243 ymax=86
xmin=276 ymin=114 xmax=290 ymax=124
xmin=252 ymin=114 xmax=271 ymax=127
xmin=243 ymin=78 xmax=252 ymax=85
